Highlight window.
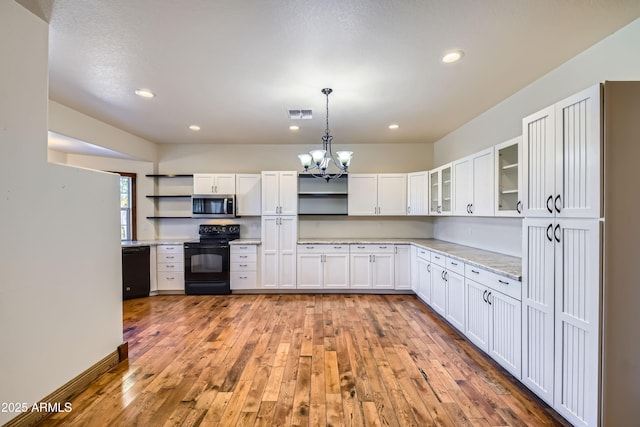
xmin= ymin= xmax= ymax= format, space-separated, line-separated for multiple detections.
xmin=118 ymin=173 xmax=137 ymax=241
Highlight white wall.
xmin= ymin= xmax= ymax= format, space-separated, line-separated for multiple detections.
xmin=432 ymin=17 xmax=640 ymax=256
xmin=58 ymin=153 xmax=157 ymax=241
xmin=0 ymin=3 xmax=122 ymax=424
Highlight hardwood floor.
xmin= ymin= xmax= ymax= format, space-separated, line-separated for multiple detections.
xmin=40 ymin=294 xmax=569 ymax=426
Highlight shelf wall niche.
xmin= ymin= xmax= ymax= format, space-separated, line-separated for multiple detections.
xmin=298 ymin=174 xmax=348 ymax=215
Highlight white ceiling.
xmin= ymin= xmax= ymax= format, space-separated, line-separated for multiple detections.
xmin=46 ymin=0 xmax=640 ymax=150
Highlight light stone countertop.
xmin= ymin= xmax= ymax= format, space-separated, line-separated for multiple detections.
xmin=297 ymin=238 xmax=522 ymax=281
xmin=229 ymin=239 xmax=262 ymax=245
xmin=121 ymin=239 xmax=191 ymax=248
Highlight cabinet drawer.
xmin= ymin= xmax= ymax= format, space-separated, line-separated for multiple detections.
xmin=465 ymin=264 xmax=521 ymax=301
xmin=298 ymin=244 xmax=349 ymax=254
xmin=157 ymin=262 xmax=184 ymax=272
xmin=231 ymin=245 xmax=257 ymax=254
xmin=230 ymin=272 xmax=257 ymax=289
xmin=297 ymin=244 xmax=326 ymax=254
xmin=157 ymin=253 xmax=182 ymax=263
xmin=446 ymin=257 xmax=465 ymax=275
xmin=157 ymin=271 xmax=185 ymax=290
xmin=431 ymin=252 xmax=446 ymax=267
xmin=350 ymin=244 xmax=395 ymax=253
xmin=231 ymin=253 xmax=257 ymax=263
xmin=231 ymin=262 xmax=256 ymax=272
xmin=157 ymin=245 xmax=184 ymax=255
xmin=416 ymin=247 xmax=430 ymax=261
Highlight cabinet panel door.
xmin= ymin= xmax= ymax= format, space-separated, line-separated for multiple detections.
xmin=261 ymin=172 xmax=280 ymax=215
xmin=278 ymin=217 xmax=297 ymax=288
xmin=431 ymin=264 xmax=447 ymax=316
xmin=429 ymin=169 xmax=441 ymax=215
xmin=465 ymin=279 xmax=489 ymax=352
xmin=394 ymin=245 xmax=411 ymax=290
xmin=348 ymin=174 xmax=378 ymax=216
xmin=372 ymin=253 xmax=394 ymax=289
xmin=489 ymin=290 xmax=522 ymax=379
xmin=407 ymin=172 xmax=427 ymax=215
xmin=555 ymin=84 xmax=601 ymax=219
xmin=523 ymin=106 xmax=555 ymax=218
xmin=553 ymin=219 xmax=600 ymax=427
xmin=350 ymin=253 xmax=372 ymax=288
xmin=278 ymin=171 xmax=298 ymax=215
xmin=417 ymin=258 xmax=431 ymax=304
xmin=453 ymin=156 xmax=472 ymax=215
xmin=297 ymin=253 xmax=323 ymax=288
xmin=446 ymin=270 xmax=465 ymax=333
xmin=215 ymin=174 xmax=236 ymax=194
xmin=324 ymin=253 xmax=349 ymax=289
xmin=495 ymin=137 xmax=523 ymax=217
xmin=472 ymin=148 xmax=494 ymax=216
xmin=522 ymin=218 xmax=556 ymax=405
xmin=235 ymin=174 xmax=261 ymax=216
xmin=193 ymin=174 xmax=214 ymax=194
xmin=261 ymin=217 xmax=279 ymax=288
xmin=377 ymin=174 xmax=407 ymax=216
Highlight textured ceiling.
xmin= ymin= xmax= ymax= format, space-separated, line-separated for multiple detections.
xmin=47 ymin=0 xmax=640 ymax=148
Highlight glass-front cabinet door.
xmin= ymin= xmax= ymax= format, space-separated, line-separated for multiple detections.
xmin=428 ymin=163 xmax=452 ymax=215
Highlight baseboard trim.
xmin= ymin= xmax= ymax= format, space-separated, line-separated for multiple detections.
xmin=4 ymin=343 xmax=127 ymax=427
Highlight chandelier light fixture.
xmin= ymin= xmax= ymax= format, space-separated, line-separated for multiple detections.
xmin=298 ymin=88 xmax=353 ymax=181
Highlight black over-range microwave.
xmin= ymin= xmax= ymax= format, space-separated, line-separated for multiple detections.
xmin=191 ymin=194 xmax=236 ymax=218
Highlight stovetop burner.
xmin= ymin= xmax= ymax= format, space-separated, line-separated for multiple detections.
xmin=189 ymin=223 xmax=241 ymax=244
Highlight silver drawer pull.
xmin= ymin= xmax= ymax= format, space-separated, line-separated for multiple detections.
xmin=166 ymin=265 xmax=174 ymax=268
xmin=450 ymin=261 xmax=458 ymax=266
xmin=306 ymin=246 xmax=315 ymax=249
xmin=166 ymin=256 xmax=174 ymax=259
xmin=166 ymin=277 xmax=174 ymax=280
xmin=239 ymin=246 xmax=248 ymax=249
xmin=357 ymin=246 xmax=365 ymax=249
xmin=471 ymin=269 xmax=480 ymax=274
xmin=498 ymin=279 xmax=509 ymax=285
xmin=239 ymin=255 xmax=248 ymax=258
xmin=240 ymin=276 xmax=248 ymax=279
xmin=379 ymin=246 xmax=387 ymax=249
xmin=334 ymin=246 xmax=343 ymax=249
xmin=240 ymin=264 xmax=248 ymax=267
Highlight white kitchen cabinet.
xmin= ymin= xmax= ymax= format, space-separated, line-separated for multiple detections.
xmin=261 ymin=216 xmax=297 ymax=289
xmin=394 ymin=245 xmax=411 ymax=290
xmin=156 ymin=244 xmax=184 ymax=292
xmin=348 ymin=174 xmax=407 ymax=216
xmin=296 ymin=244 xmax=349 ymax=289
xmin=235 ymin=174 xmax=261 ymax=216
xmin=349 ymin=244 xmax=395 ymax=289
xmin=429 ymin=164 xmax=452 ymax=215
xmin=415 ymin=247 xmax=431 ymax=303
xmin=522 ymin=217 xmax=600 ymax=425
xmin=452 ymin=148 xmax=494 ymax=216
xmin=261 ymin=171 xmax=298 ymax=216
xmin=410 ymin=246 xmax=419 ymax=294
xmin=522 ymin=84 xmax=601 ymax=218
xmin=465 ymin=264 xmax=522 ymax=378
xmin=193 ymin=173 xmax=236 ymax=195
xmin=444 ymin=258 xmax=465 ymax=333
xmin=494 ymin=137 xmax=523 ymax=216
xmin=407 ymin=171 xmax=429 ymax=216
xmin=230 ymin=244 xmax=259 ymax=290
xmin=430 ymin=252 xmax=447 ymax=315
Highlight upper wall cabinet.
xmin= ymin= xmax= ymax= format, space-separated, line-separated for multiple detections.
xmin=193 ymin=173 xmax=236 ymax=195
xmin=452 ymin=148 xmax=494 ymax=216
xmin=235 ymin=174 xmax=261 ymax=216
xmin=429 ymin=164 xmax=452 ymax=215
xmin=522 ymin=84 xmax=601 ymax=218
xmin=407 ymin=171 xmax=429 ymax=216
xmin=261 ymin=171 xmax=298 ymax=216
xmin=494 ymin=136 xmax=523 ymax=217
xmin=348 ymin=174 xmax=407 ymax=216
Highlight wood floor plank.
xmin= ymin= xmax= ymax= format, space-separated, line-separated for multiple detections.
xmin=36 ymin=294 xmax=572 ymax=427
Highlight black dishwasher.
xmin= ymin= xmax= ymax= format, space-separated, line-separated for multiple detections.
xmin=122 ymin=246 xmax=150 ymax=300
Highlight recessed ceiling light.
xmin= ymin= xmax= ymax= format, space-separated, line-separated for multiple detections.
xmin=442 ymin=50 xmax=464 ymax=63
xmin=134 ymin=88 xmax=155 ymax=98
xmin=189 ymin=125 xmax=201 ymax=131
xmin=289 ymin=125 xmax=300 ymax=131
xmin=388 ymin=124 xmax=399 ymax=130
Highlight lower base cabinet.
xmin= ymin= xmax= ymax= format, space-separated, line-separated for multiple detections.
xmin=297 ymin=244 xmax=349 ymax=289
xmin=230 ymin=244 xmax=259 ymax=290
xmin=349 ymin=244 xmax=395 ymax=289
xmin=465 ymin=264 xmax=522 ymax=379
xmin=156 ymin=244 xmax=185 ymax=292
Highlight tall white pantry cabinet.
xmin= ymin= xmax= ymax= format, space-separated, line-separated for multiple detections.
xmin=261 ymin=171 xmax=298 ymax=289
xmin=521 ymin=82 xmax=640 ymax=427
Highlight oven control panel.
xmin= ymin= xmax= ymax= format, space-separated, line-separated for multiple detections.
xmin=199 ymin=224 xmax=240 ymax=236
